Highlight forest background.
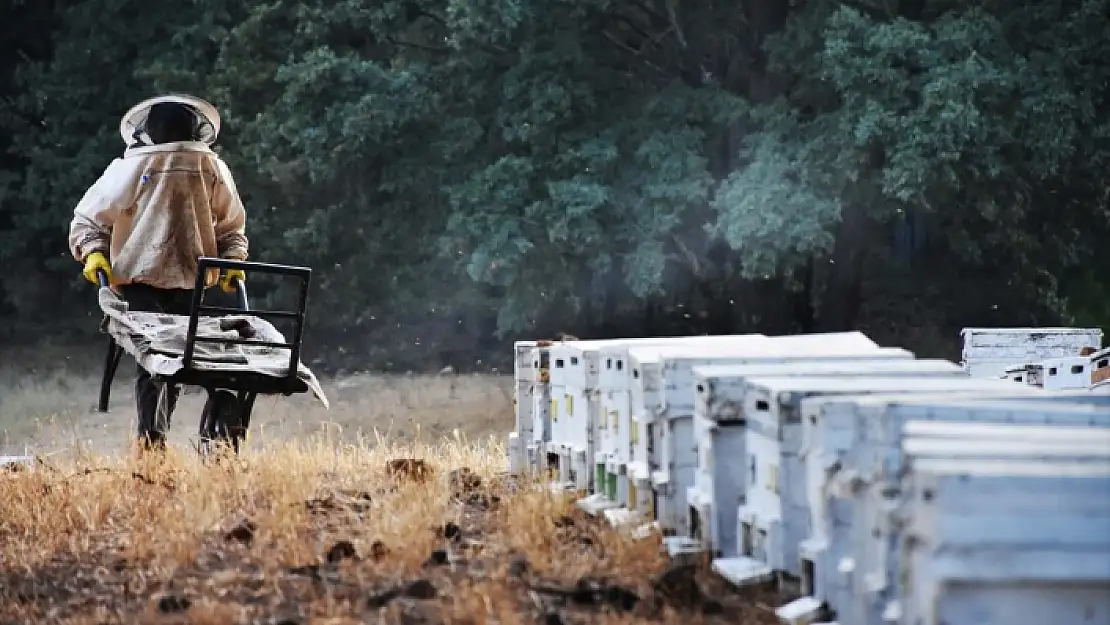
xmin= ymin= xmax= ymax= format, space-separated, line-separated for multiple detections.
xmin=2 ymin=0 xmax=1108 ymax=374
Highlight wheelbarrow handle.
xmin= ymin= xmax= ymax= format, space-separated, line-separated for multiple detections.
xmin=95 ymin=267 xmax=248 ymax=311
xmin=233 ymin=277 xmax=249 ymax=311
xmin=93 ymin=267 xmax=122 ymax=413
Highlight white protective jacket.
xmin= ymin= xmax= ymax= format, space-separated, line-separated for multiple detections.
xmin=68 ymin=141 xmax=248 ymax=290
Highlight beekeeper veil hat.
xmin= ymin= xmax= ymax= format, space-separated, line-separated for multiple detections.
xmin=119 ymin=93 xmax=221 ymax=147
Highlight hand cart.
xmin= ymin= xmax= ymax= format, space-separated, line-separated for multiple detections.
xmin=94 ymin=256 xmax=325 ymax=455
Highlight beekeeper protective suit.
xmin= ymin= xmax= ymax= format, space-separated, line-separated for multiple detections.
xmin=68 ymin=93 xmax=250 ymax=453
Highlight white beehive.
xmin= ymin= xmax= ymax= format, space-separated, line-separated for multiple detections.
xmin=509 ymin=341 xmax=539 ymax=474
xmin=804 ymin=395 xmax=1110 ymax=625
xmin=806 ymin=389 xmax=1110 ymax=509
xmin=1092 ymin=346 xmax=1110 ymax=385
xmin=507 ymin=432 xmax=523 ymax=474
xmin=546 ymin=338 xmax=638 ymax=490
xmin=513 ymin=339 xmax=538 ymax=382
xmin=1026 ymin=356 xmax=1093 ymax=390
xmin=628 ymin=337 xmax=787 ymax=532
xmin=916 ymin=389 xmax=1110 ymax=408
xmin=894 ymin=454 xmax=1110 ymax=625
xmin=548 ymin=334 xmax=769 ymax=496
xmin=586 ymin=334 xmax=776 ymax=519
xmin=528 ymin=345 xmax=553 ymax=475
xmin=682 ymin=358 xmax=966 ymax=560
xmin=665 ymin=339 xmax=915 ymax=540
xmin=862 ymin=398 xmax=1110 ymax=483
xmin=716 ymin=375 xmax=1034 ymax=589
xmin=663 ymin=334 xmax=906 ymax=416
xmin=820 ymin=423 xmax=1110 ymax=625
xmin=634 ymin=334 xmax=912 ymax=539
xmin=901 ymin=419 xmax=1110 ymax=444
xmin=857 ymin=409 xmax=1110 ymax=625
xmin=594 ymin=342 xmax=633 ymax=511
xmin=794 ymin=389 xmax=1109 ymax=616
xmin=1000 ymin=364 xmax=1033 ymax=384
xmin=960 ymin=327 xmax=1102 ymax=379
xmin=559 ymin=335 xmax=759 ymax=515
xmin=628 ymin=347 xmax=665 ymax=525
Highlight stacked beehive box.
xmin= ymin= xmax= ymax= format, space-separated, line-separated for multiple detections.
xmin=504 ymin=326 xmax=1109 ymax=624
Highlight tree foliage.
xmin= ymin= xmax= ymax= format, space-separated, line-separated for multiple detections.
xmin=3 ymin=0 xmax=1109 ymax=370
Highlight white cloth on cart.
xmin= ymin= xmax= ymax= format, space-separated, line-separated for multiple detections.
xmin=97 ymin=286 xmax=329 ymax=409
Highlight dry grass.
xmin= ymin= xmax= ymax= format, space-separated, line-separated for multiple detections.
xmin=0 ymin=345 xmax=514 ymax=460
xmin=0 ymin=355 xmax=768 ymax=624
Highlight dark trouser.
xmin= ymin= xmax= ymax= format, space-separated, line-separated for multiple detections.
xmin=118 ymin=283 xmax=242 ymax=451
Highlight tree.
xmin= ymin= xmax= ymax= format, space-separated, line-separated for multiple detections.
xmin=3 ymin=0 xmax=1109 ymax=368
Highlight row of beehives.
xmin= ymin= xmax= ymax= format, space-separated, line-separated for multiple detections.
xmin=959 ymin=325 xmax=1110 ymax=387
xmin=997 ymin=347 xmax=1110 ymax=389
xmin=505 ymin=328 xmax=1110 ymax=625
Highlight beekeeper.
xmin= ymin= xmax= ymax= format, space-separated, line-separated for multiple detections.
xmin=67 ymin=93 xmax=249 ymax=454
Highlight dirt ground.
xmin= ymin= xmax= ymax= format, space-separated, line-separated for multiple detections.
xmin=0 ymin=445 xmax=781 ymax=625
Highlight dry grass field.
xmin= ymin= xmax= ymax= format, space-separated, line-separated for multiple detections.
xmin=0 ymin=345 xmax=514 ymax=461
xmin=0 ymin=349 xmax=770 ymax=625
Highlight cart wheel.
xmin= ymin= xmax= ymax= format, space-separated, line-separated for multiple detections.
xmin=198 ymin=389 xmax=248 ymax=457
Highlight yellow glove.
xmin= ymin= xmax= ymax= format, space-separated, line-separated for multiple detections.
xmin=82 ymin=251 xmax=112 ymax=285
xmin=220 ymin=269 xmax=246 ymax=293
